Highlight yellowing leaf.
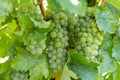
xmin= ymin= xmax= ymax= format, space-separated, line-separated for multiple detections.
xmin=61 ymin=65 xmax=78 ymax=80
xmin=54 ymin=72 xmax=62 ymax=80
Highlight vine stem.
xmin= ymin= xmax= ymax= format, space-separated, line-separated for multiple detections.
xmin=37 ymin=0 xmax=47 ymax=21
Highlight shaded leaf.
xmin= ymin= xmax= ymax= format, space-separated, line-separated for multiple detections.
xmin=100 ymin=33 xmax=112 ymax=50
xmin=67 ymin=51 xmax=98 ymax=80
xmin=112 ymin=43 xmax=120 ymax=60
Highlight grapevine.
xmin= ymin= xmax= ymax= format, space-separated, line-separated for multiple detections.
xmin=0 ymin=0 xmax=120 ymax=80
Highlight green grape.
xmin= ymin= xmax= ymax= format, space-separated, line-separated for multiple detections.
xmin=53 ymin=14 xmax=59 ymax=20
xmin=50 ymin=31 xmax=57 ymax=38
xmin=81 ymin=27 xmax=86 ymax=32
xmin=28 ymin=45 xmax=34 ymax=50
xmin=48 ymin=53 xmax=53 ymax=58
xmin=56 ymin=48 xmax=63 ymax=53
xmin=59 ymin=19 xmax=65 ymax=25
xmin=56 ymin=59 xmax=62 ymax=64
xmin=90 ymin=22 xmax=97 ymax=27
xmin=86 ymin=37 xmax=93 ymax=43
xmin=91 ymin=44 xmax=98 ymax=50
xmin=57 ymin=32 xmax=63 ymax=38
xmin=49 ymin=59 xmax=55 ymax=64
xmin=80 ymin=37 xmax=86 ymax=43
xmin=55 ymin=24 xmax=61 ymax=29
xmin=81 ymin=32 xmax=88 ymax=37
xmin=94 ymin=39 xmax=101 ymax=45
xmin=84 ymin=47 xmax=92 ymax=53
xmin=55 ymin=42 xmax=61 ymax=47
xmin=51 ymin=55 xmax=57 ymax=60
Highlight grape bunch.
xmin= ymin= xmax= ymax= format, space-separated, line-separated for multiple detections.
xmin=74 ymin=8 xmax=104 ymax=60
xmin=24 ymin=31 xmax=46 ymax=56
xmin=46 ymin=11 xmax=69 ymax=73
xmin=11 ymin=70 xmax=29 ymax=80
xmin=17 ymin=2 xmax=44 ymax=21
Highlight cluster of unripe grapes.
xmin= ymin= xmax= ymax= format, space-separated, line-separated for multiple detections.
xmin=11 ymin=70 xmax=29 ymax=80
xmin=17 ymin=2 xmax=44 ymax=21
xmin=46 ymin=10 xmax=69 ymax=73
xmin=46 ymin=8 xmax=105 ymax=73
xmin=24 ymin=32 xmax=46 ymax=56
xmin=74 ymin=17 xmax=104 ymax=60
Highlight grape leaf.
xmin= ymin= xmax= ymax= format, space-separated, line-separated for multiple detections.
xmin=0 ymin=71 xmax=10 ymax=80
xmin=106 ymin=0 xmax=120 ymax=10
xmin=12 ymin=47 xmax=49 ymax=80
xmin=67 ymin=51 xmax=98 ymax=80
xmin=107 ymin=3 xmax=120 ymax=18
xmin=0 ymin=61 xmax=10 ymax=80
xmin=18 ymin=15 xmax=34 ymax=30
xmin=47 ymin=0 xmax=61 ymax=13
xmin=12 ymin=47 xmax=41 ymax=71
xmin=100 ymin=33 xmax=112 ymax=50
xmin=61 ymin=65 xmax=78 ymax=80
xmin=58 ymin=0 xmax=87 ymax=16
xmin=0 ymin=0 xmax=12 ymax=17
xmin=0 ymin=31 xmax=14 ymax=57
xmin=29 ymin=55 xmax=49 ymax=80
xmin=98 ymin=50 xmax=117 ymax=76
xmin=96 ymin=10 xmax=117 ymax=33
xmin=116 ymin=65 xmax=120 ymax=80
xmin=112 ymin=43 xmax=120 ymax=60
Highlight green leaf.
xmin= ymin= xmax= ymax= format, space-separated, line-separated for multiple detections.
xmin=47 ymin=0 xmax=61 ymax=13
xmin=112 ymin=43 xmax=120 ymax=60
xmin=36 ymin=22 xmax=52 ymax=34
xmin=0 ymin=61 xmax=10 ymax=80
xmin=18 ymin=15 xmax=34 ymax=30
xmin=96 ymin=10 xmax=117 ymax=33
xmin=98 ymin=50 xmax=117 ymax=76
xmin=29 ymin=55 xmax=49 ymax=80
xmin=61 ymin=65 xmax=77 ymax=80
xmin=0 ymin=0 xmax=12 ymax=17
xmin=12 ymin=47 xmax=41 ymax=71
xmin=112 ymin=36 xmax=120 ymax=46
xmin=0 ymin=31 xmax=14 ymax=57
xmin=0 ymin=70 xmax=10 ymax=80
xmin=107 ymin=3 xmax=120 ymax=18
xmin=58 ymin=0 xmax=87 ymax=16
xmin=106 ymin=0 xmax=120 ymax=10
xmin=100 ymin=33 xmax=112 ymax=50
xmin=116 ymin=65 xmax=120 ymax=80
xmin=67 ymin=51 xmax=98 ymax=80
